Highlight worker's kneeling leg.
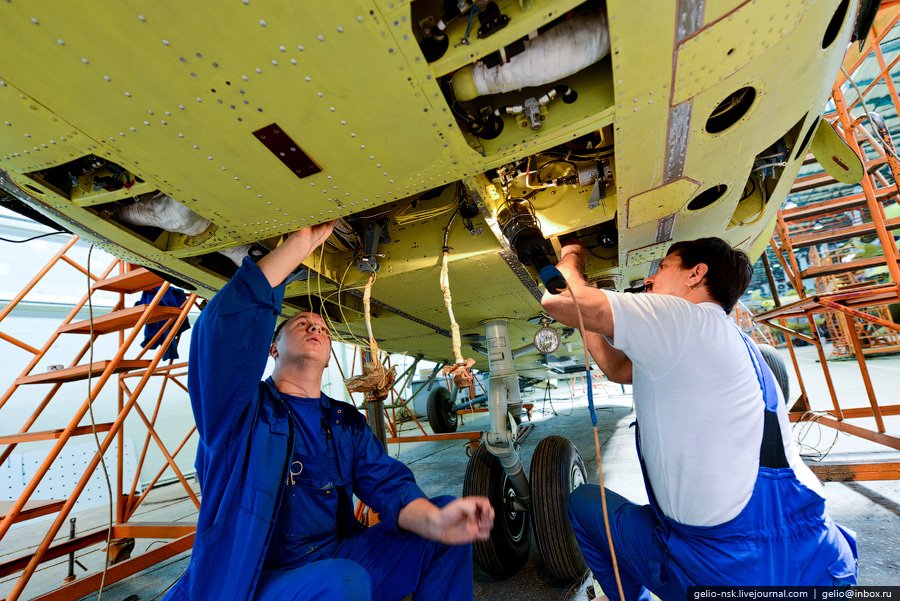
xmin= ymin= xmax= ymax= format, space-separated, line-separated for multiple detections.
xmin=567 ymin=485 xmax=671 ymax=601
xmin=254 ymin=558 xmax=371 ymax=601
xmin=336 ymin=495 xmax=472 ymax=601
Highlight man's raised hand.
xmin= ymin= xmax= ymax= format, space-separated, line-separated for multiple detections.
xmin=556 ymin=238 xmax=588 ymax=284
xmin=258 ymin=220 xmax=336 ymax=287
xmin=289 ymin=221 xmax=335 ymax=250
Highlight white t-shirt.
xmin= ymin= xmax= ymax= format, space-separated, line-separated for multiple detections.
xmin=602 ymin=291 xmax=824 ymax=527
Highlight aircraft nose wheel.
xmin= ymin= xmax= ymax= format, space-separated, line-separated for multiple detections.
xmin=462 ymin=443 xmax=531 ymax=578
xmin=530 ymin=435 xmax=588 ymax=582
xmin=426 ymin=386 xmax=458 ymax=433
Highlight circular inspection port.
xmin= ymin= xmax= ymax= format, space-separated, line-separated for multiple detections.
xmin=822 ymin=0 xmax=850 ymax=49
xmin=687 ymin=184 xmax=728 ymax=211
xmin=705 ymin=87 xmax=756 ymax=134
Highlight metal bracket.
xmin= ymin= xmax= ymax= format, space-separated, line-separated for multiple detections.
xmin=516 ymin=97 xmax=545 ymax=130
xmin=483 ymin=411 xmax=519 ymax=456
xmin=356 ymin=219 xmax=390 ymax=272
xmin=477 ymin=2 xmax=510 ymax=38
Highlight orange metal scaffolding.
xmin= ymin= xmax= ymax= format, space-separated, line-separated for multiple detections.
xmin=759 ymin=11 xmax=900 ymax=483
xmin=0 ymin=236 xmax=199 ymax=600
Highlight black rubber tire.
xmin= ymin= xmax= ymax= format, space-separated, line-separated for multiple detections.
xmin=462 ymin=443 xmax=531 ymax=579
xmin=530 ymin=435 xmax=588 ymax=582
xmin=758 ymin=344 xmax=790 ymax=403
xmin=426 ymin=386 xmax=457 ymax=433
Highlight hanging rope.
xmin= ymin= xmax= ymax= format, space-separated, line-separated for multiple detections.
xmin=441 ymin=246 xmax=464 ymax=365
xmin=363 ymin=272 xmax=378 ymax=356
xmin=344 ymin=272 xmax=396 ymax=401
xmin=439 ymin=209 xmax=476 ymax=396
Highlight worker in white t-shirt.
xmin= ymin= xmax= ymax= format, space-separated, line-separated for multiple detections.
xmin=541 ymin=237 xmax=857 ymax=600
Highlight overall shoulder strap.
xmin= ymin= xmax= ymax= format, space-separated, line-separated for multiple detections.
xmin=737 ymin=331 xmax=789 ymax=469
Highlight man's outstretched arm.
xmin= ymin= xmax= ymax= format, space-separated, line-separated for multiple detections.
xmin=541 ymin=240 xmax=631 ymax=383
xmin=398 ymin=497 xmax=494 ymax=545
xmin=188 ymin=222 xmax=334 ymax=447
xmin=349 ymin=408 xmax=493 ymax=542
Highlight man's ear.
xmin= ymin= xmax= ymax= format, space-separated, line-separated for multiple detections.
xmin=270 ymin=341 xmax=279 ymax=359
xmin=692 ymin=263 xmax=709 ymax=285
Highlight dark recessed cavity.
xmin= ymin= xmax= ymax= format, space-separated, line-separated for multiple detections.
xmin=705 ymin=87 xmax=756 ymax=134
xmin=187 ymin=250 xmax=243 ymax=281
xmin=26 ymin=154 xmax=143 ymax=202
xmin=729 ymin=116 xmax=805 ymax=229
xmin=794 ymin=116 xmax=821 ymax=161
xmin=83 ymin=195 xmax=165 ymax=245
xmin=822 ymin=0 xmax=850 ymax=49
xmin=687 ymin=185 xmax=728 ymax=211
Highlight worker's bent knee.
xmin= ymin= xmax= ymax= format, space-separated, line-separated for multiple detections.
xmin=568 ymin=483 xmax=601 ymax=519
xmin=327 ymin=560 xmax=372 ymax=600
xmin=256 ymin=559 xmax=372 ymax=601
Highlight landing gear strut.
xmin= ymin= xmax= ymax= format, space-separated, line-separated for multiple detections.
xmin=463 ymin=319 xmax=531 ymax=577
xmin=463 ymin=319 xmax=586 ymax=582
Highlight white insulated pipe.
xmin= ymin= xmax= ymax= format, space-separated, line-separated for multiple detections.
xmin=451 ymin=11 xmax=609 ymax=101
xmin=116 ymin=192 xmax=211 ymax=237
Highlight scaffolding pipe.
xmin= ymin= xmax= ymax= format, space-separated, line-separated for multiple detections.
xmin=833 ymin=84 xmax=900 ymax=284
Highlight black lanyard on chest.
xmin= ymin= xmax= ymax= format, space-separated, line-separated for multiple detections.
xmin=283 ymin=402 xmax=340 ymax=470
xmin=283 ymin=400 xmax=360 ymax=537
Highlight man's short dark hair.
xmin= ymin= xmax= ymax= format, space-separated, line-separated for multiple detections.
xmin=272 ymin=318 xmax=288 ymax=345
xmin=666 ymin=237 xmax=752 ymax=313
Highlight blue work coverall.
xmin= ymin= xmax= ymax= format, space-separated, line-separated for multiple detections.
xmin=165 ymin=258 xmax=472 ymax=601
xmin=568 ymin=333 xmax=858 ymax=599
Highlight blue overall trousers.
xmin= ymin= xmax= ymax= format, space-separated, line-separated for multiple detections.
xmin=254 ymin=394 xmax=472 ymax=601
xmin=568 ymin=335 xmax=858 ymax=600
xmin=253 ymin=495 xmax=470 ymax=601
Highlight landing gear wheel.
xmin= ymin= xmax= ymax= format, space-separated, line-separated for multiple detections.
xmin=530 ymin=435 xmax=587 ymax=582
xmin=463 ymin=443 xmax=531 ymax=579
xmin=426 ymin=386 xmax=457 ymax=433
xmin=758 ymin=344 xmax=790 ymax=403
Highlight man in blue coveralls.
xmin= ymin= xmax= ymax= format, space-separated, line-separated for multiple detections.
xmin=542 ymin=237 xmax=858 ymax=600
xmin=165 ymin=221 xmax=494 ymax=601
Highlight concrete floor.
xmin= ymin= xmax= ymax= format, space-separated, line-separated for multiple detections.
xmin=2 ymin=345 xmax=898 ymax=600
